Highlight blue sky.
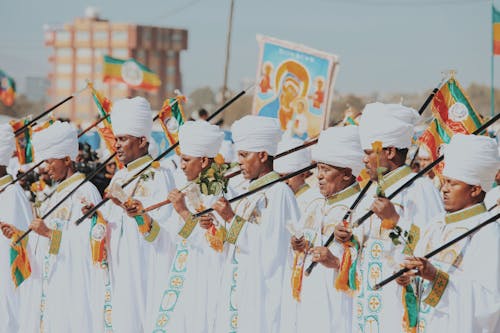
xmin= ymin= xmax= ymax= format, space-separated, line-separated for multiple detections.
xmin=0 ymin=0 xmax=496 ymax=95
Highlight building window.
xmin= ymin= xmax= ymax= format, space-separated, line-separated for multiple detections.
xmin=166 ymin=50 xmax=176 ymax=59
xmin=143 ymin=29 xmax=152 ymax=41
xmin=76 ymin=31 xmax=90 ymax=41
xmin=162 ymin=31 xmax=170 ymax=43
xmin=166 ymin=83 xmax=174 ymax=92
xmin=94 ymin=30 xmax=108 ymax=41
xmin=77 ymin=63 xmax=92 ymax=74
xmin=112 ymin=30 xmax=128 ymax=41
xmin=56 ymin=79 xmax=71 ymax=89
xmin=172 ymin=31 xmax=183 ymax=42
xmin=56 ymin=48 xmax=72 ymax=57
xmin=77 ymin=48 xmax=92 ymax=58
xmin=166 ymin=66 xmax=176 ymax=75
xmin=95 ymin=62 xmax=103 ymax=73
xmin=57 ymin=31 xmax=71 ymax=42
xmin=112 ymin=48 xmax=129 ymax=58
xmin=95 ymin=48 xmax=109 ymax=59
xmin=56 ymin=63 xmax=72 ymax=74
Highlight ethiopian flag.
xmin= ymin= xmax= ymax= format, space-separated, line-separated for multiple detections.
xmin=89 ymin=84 xmax=123 ymax=169
xmin=102 ymin=55 xmax=161 ymax=92
xmin=0 ymin=70 xmax=16 ymax=107
xmin=493 ymin=5 xmax=500 ymax=55
xmin=418 ymin=118 xmax=452 ymax=161
xmin=9 ymin=118 xmax=34 ymax=164
xmin=431 ymin=77 xmax=483 ymax=135
xmin=10 ymin=231 xmax=31 ymax=287
xmin=158 ymin=95 xmax=186 ymax=155
xmin=419 ymin=76 xmax=484 ymax=174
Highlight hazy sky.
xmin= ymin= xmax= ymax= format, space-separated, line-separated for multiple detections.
xmin=0 ymin=0 xmax=497 ymax=95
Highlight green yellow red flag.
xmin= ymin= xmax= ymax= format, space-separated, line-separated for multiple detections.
xmin=493 ymin=5 xmax=500 ymax=55
xmin=89 ymin=84 xmax=124 ymax=169
xmin=102 ymin=55 xmax=161 ymax=92
xmin=418 ymin=76 xmax=484 ymax=174
xmin=10 ymin=230 xmax=31 ymax=287
xmin=158 ymin=95 xmax=187 ymax=155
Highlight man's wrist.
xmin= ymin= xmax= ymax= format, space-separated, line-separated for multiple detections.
xmin=180 ymin=210 xmax=192 ymax=222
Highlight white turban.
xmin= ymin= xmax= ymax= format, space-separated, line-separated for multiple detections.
xmin=0 ymin=123 xmax=15 ymax=166
xmin=274 ymin=136 xmax=311 ymax=174
xmin=359 ymin=102 xmax=419 ymax=150
xmin=111 ymin=97 xmax=153 ymax=139
xmin=443 ymin=134 xmax=500 ymax=191
xmin=219 ymin=140 xmax=236 ymax=163
xmin=179 ymin=120 xmax=224 ymax=158
xmin=33 ymin=121 xmax=78 ymax=162
xmin=231 ymin=115 xmax=282 ymax=155
xmin=312 ymin=126 xmax=365 ymax=177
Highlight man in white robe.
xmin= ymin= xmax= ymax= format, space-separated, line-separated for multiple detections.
xmin=3 ymin=121 xmax=105 ymax=332
xmin=98 ymin=97 xmax=175 ymax=333
xmin=146 ymin=120 xmax=229 ymax=333
xmin=274 ymin=135 xmax=321 ymax=213
xmin=281 ymin=126 xmax=365 ymax=333
xmin=352 ymin=103 xmax=444 ymax=333
xmin=397 ymin=133 xmax=500 ymax=333
xmin=0 ymin=123 xmax=33 ymax=332
xmin=212 ymin=115 xmax=301 ymax=333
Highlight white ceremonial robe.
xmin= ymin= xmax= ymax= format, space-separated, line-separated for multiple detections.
xmin=146 ymin=183 xmax=235 ymax=333
xmin=485 ymin=186 xmax=500 ymax=211
xmin=0 ymin=175 xmax=33 ymax=332
xmin=30 ymin=172 xmax=103 ymax=333
xmin=281 ymin=182 xmax=362 ymax=333
xmin=214 ymin=171 xmax=301 ymax=333
xmin=294 ymin=184 xmax=322 ymax=214
xmin=412 ymin=203 xmax=500 ymax=333
xmin=102 ymin=155 xmax=175 ymax=333
xmin=354 ymin=165 xmax=444 ymax=333
xmin=227 ymin=172 xmax=249 ymax=196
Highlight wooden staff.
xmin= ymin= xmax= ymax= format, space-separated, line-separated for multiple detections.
xmin=373 ymin=209 xmax=499 ymax=290
xmin=138 ymin=182 xmax=192 ymax=214
xmin=74 ymin=85 xmax=254 ymax=226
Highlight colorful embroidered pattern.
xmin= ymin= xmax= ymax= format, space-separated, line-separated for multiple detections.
xmin=226 ymin=215 xmax=246 ymax=244
xmin=154 ymin=239 xmax=189 ymax=332
xmin=178 ymin=215 xmax=199 ymax=239
xmin=424 ymin=269 xmax=449 ymax=307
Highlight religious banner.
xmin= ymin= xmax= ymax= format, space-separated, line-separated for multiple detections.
xmin=252 ymin=35 xmax=339 ymax=139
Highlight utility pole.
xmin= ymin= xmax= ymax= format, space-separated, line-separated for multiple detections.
xmin=222 ymin=0 xmax=234 ymax=104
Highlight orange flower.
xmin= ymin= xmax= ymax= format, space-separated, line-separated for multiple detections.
xmin=214 ymin=153 xmax=225 ymax=165
xmin=151 ymin=161 xmax=160 ymax=169
xmin=371 ymin=141 xmax=383 ymax=153
xmin=381 ymin=218 xmax=396 ymax=230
